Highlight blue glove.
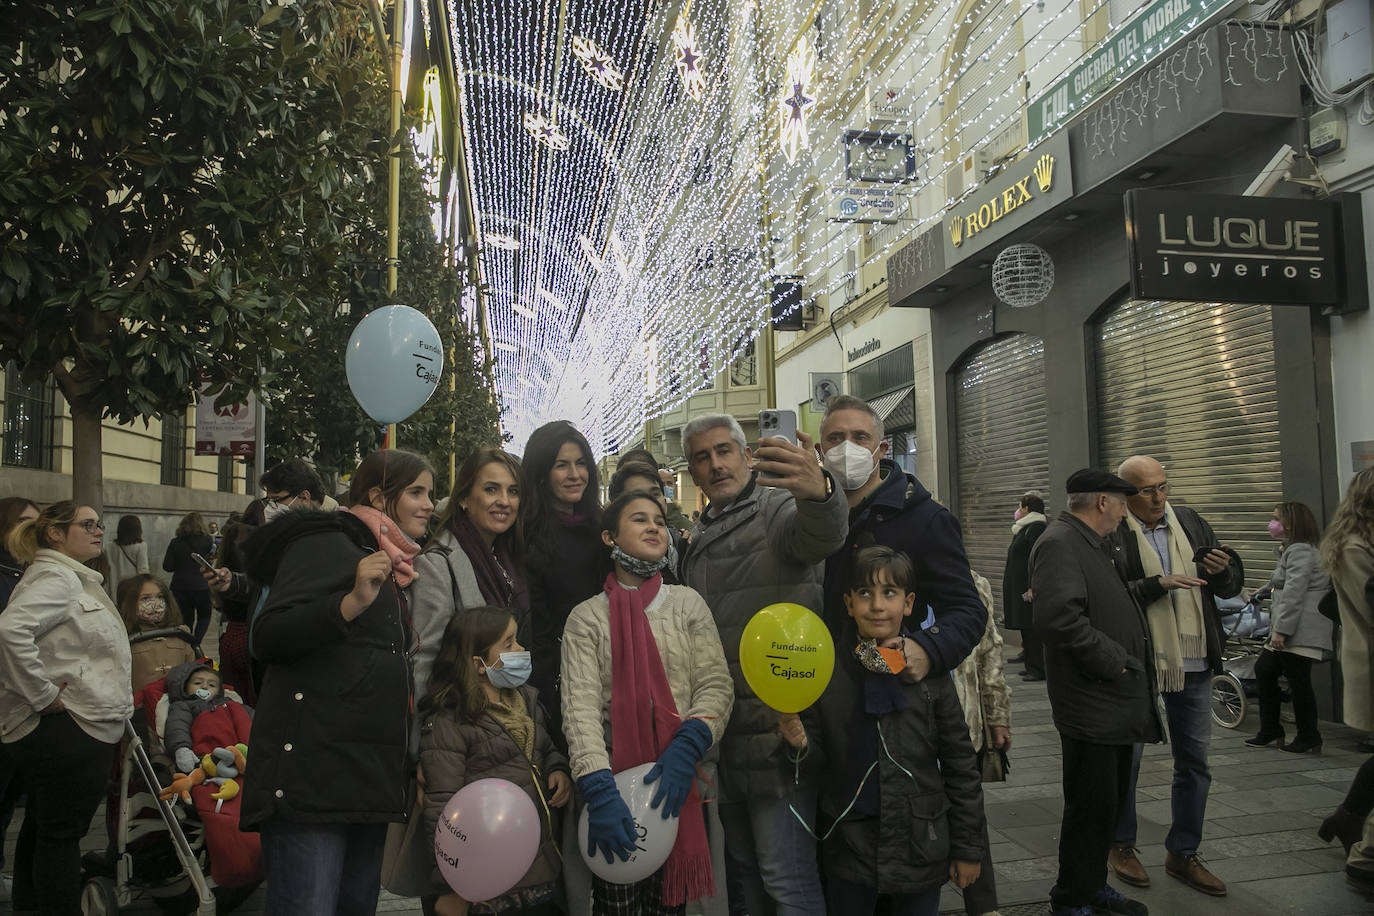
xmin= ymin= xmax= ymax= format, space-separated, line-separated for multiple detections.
xmin=578 ymin=770 xmax=637 ymax=863
xmin=643 ymin=718 xmax=712 ymax=819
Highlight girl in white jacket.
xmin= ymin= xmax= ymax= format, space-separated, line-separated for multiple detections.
xmin=0 ymin=501 xmax=133 ymax=914
xmin=561 ymin=491 xmax=733 ymax=914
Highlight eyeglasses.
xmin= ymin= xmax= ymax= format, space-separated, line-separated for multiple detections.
xmin=75 ymin=520 xmax=105 ymax=533
xmin=1136 ymin=483 xmax=1169 ymax=498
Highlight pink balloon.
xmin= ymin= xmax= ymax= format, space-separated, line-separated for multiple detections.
xmin=434 ymin=778 xmax=541 ymax=902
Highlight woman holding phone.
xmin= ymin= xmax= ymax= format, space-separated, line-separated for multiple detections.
xmin=163 ymin=511 xmax=215 ymax=645
xmin=241 ymin=449 xmax=434 ymax=915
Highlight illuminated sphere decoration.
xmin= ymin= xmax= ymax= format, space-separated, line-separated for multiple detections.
xmin=991 ymin=243 xmax=1054 ymax=308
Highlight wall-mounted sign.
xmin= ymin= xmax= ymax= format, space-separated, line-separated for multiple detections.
xmin=941 ymin=133 xmax=1074 ymax=266
xmin=827 ymin=185 xmax=902 ymax=223
xmin=809 ymin=372 xmax=844 ymax=412
xmin=1125 ymin=190 xmax=1347 ymax=306
xmin=843 ymin=130 xmax=915 ymax=183
xmin=1027 ymin=0 xmax=1230 ymax=142
xmin=194 ymin=372 xmax=256 ymax=457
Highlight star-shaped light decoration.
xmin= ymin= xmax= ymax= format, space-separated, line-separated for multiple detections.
xmin=778 ymin=38 xmax=816 ymax=164
xmin=522 ymin=112 xmax=570 ymax=151
xmin=671 ymin=14 xmax=706 ymax=102
xmin=571 ymin=35 xmax=624 ymax=91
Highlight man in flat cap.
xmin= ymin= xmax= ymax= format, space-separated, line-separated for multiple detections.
xmin=1031 ymin=469 xmax=1161 ymax=916
xmin=1105 ymin=455 xmax=1243 ymax=896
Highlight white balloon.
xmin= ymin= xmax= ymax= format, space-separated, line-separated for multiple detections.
xmin=578 ymin=763 xmax=680 ymax=884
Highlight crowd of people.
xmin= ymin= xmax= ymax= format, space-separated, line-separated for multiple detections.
xmin=0 ymin=398 xmax=1371 ymax=916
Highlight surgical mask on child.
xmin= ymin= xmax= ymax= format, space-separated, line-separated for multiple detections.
xmin=611 ymin=544 xmax=669 ymax=578
xmin=137 ymin=596 xmax=167 ymax=626
xmin=481 ymin=651 xmax=532 ymax=689
xmin=195 ymin=688 xmax=213 ymax=701
xmin=1267 ymin=519 xmax=1285 ymax=540
xmin=822 ymin=441 xmax=877 ymax=491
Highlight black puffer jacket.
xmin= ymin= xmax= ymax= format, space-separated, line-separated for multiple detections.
xmin=239 ymin=510 xmax=413 ymax=828
xmin=525 ymin=517 xmax=609 ymax=748
xmin=822 ymin=463 xmax=986 ymax=676
xmin=1002 ymin=514 xmax=1047 ymax=630
xmin=1031 ymin=512 xmax=1162 ymax=745
xmin=804 ymin=638 xmax=986 ymax=893
xmin=418 ymin=686 xmax=568 ymax=895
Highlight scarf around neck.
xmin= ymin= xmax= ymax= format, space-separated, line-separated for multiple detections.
xmin=1126 ymin=505 xmax=1205 ymax=692
xmin=347 ymin=506 xmax=420 ymax=587
xmin=604 ymin=572 xmax=714 ymax=906
xmin=453 ymin=513 xmax=519 ymax=607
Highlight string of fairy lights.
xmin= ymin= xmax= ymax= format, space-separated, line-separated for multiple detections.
xmin=439 ymin=0 xmax=1233 ymax=451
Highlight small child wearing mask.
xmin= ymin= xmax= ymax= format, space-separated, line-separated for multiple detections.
xmin=164 ymin=661 xmax=254 ymax=775
xmin=418 ymin=606 xmax=572 ymax=915
xmin=779 ymin=545 xmax=986 ymax=916
xmin=118 ymin=574 xmax=196 ymax=695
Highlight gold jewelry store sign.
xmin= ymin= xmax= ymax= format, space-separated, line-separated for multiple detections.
xmin=941 ymin=134 xmax=1074 ymax=266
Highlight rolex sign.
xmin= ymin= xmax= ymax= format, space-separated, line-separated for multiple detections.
xmin=1125 ymin=190 xmax=1349 ymax=307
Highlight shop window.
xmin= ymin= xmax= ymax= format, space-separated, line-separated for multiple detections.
xmin=1 ymin=362 xmax=55 ymax=470
xmin=161 ymin=411 xmax=187 ymax=487
xmin=729 ymin=337 xmax=757 ymax=387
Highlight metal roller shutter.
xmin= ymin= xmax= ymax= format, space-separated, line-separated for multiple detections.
xmin=1096 ymin=299 xmax=1282 ymax=591
xmin=954 ymin=334 xmax=1052 ymax=609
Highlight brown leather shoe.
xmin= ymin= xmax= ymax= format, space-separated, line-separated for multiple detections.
xmin=1107 ymin=846 xmax=1149 ymax=887
xmin=1165 ymin=852 xmax=1227 ymax=896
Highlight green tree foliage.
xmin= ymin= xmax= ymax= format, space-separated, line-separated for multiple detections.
xmin=0 ymin=0 xmax=499 ymax=505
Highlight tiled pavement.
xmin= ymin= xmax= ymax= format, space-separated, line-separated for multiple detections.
xmin=4 ymin=632 xmax=1370 ymax=915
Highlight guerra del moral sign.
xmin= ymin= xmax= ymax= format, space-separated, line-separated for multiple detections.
xmin=1125 ymin=189 xmax=1349 ymax=307
xmin=1027 ymin=0 xmax=1230 ymax=141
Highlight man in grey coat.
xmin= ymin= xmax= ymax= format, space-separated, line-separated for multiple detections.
xmin=1032 ymin=469 xmax=1160 ymax=916
xmin=680 ymin=413 xmax=847 ymax=916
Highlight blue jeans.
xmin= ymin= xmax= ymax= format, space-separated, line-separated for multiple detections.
xmin=259 ymin=819 xmax=388 ymax=916
xmin=1113 ymin=669 xmax=1213 ymax=856
xmin=824 ymin=876 xmax=940 ymax=916
xmin=719 ymin=788 xmax=825 ymax=916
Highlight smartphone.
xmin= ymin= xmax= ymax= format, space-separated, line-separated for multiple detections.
xmin=1191 ymin=545 xmax=1219 ymax=563
xmin=758 ymin=409 xmax=798 ymax=445
xmin=191 ymin=552 xmax=216 ymax=572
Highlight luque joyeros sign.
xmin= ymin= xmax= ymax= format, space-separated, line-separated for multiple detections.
xmin=1125 ymin=189 xmax=1350 ymax=306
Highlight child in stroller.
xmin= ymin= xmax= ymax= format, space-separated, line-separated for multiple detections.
xmin=1210 ymin=588 xmax=1272 ymax=729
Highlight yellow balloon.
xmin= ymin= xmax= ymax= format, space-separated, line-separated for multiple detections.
xmin=738 ymin=603 xmax=835 ymax=713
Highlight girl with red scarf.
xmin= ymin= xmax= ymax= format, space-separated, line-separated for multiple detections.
xmin=560 ymin=491 xmax=734 ymax=914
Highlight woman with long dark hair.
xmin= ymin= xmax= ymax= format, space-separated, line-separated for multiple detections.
xmin=520 ymin=421 xmax=609 ymax=748
xmin=163 ymin=511 xmax=215 ymax=644
xmin=241 ymin=450 xmax=434 ymax=916
xmin=411 ymin=448 xmax=529 ymax=714
xmin=107 ymin=514 xmax=150 ymax=600
xmin=1246 ymin=501 xmax=1332 ymax=753
xmin=0 ymin=501 xmax=133 ymax=915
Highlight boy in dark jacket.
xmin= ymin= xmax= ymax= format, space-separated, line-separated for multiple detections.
xmin=782 ymin=545 xmax=985 ymax=915
xmin=164 ymin=660 xmax=253 ymax=774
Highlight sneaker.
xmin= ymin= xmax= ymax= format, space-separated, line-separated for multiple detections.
xmin=0 ymin=873 xmax=10 ymax=902
xmin=1091 ymin=884 xmax=1148 ymax=916
xmin=1165 ymin=852 xmax=1227 ymax=896
xmin=1107 ymin=846 xmax=1149 ymax=887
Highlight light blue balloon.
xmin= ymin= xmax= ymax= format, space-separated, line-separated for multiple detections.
xmin=345 ymin=305 xmax=445 ymax=424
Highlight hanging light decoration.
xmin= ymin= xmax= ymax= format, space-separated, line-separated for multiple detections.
xmin=992 ymin=243 xmax=1055 ymax=308
xmin=522 ymin=112 xmax=571 ymax=151
xmin=572 ymin=35 xmax=625 ymax=90
xmin=779 ymin=38 xmax=816 ymax=164
xmin=671 ymin=13 xmax=707 ymax=102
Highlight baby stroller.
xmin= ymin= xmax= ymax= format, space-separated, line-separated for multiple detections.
xmin=81 ymin=628 xmax=257 ymax=915
xmin=1210 ymin=590 xmax=1272 ymax=729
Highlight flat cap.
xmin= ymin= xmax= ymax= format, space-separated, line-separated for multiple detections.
xmin=1066 ymin=468 xmax=1138 ymax=495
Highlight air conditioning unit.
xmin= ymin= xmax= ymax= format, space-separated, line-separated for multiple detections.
xmin=944 ymin=147 xmax=995 ymax=200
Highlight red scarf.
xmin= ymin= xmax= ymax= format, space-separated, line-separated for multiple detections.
xmin=605 ymin=572 xmax=714 ymax=906
xmin=347 ymin=506 xmax=420 ymax=587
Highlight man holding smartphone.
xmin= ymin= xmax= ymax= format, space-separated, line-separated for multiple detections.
xmin=1105 ymin=455 xmax=1244 ymax=897
xmin=679 ymin=412 xmax=847 ymax=916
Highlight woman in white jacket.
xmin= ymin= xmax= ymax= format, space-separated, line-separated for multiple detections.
xmin=0 ymin=501 xmax=133 ymax=915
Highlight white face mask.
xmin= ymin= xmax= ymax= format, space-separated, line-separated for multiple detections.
xmin=822 ymin=440 xmax=878 ymax=491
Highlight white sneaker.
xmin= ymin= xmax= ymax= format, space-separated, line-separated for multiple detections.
xmin=0 ymin=872 xmax=12 ymax=902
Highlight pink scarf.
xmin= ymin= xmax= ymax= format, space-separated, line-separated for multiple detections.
xmin=605 ymin=572 xmax=714 ymax=906
xmin=347 ymin=506 xmax=420 ymax=587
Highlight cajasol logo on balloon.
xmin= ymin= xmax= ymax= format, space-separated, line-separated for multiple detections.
xmin=345 ymin=304 xmax=445 ymax=425
xmin=739 ymin=603 xmax=835 ymax=713
xmin=434 ymin=778 xmax=540 ymax=902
